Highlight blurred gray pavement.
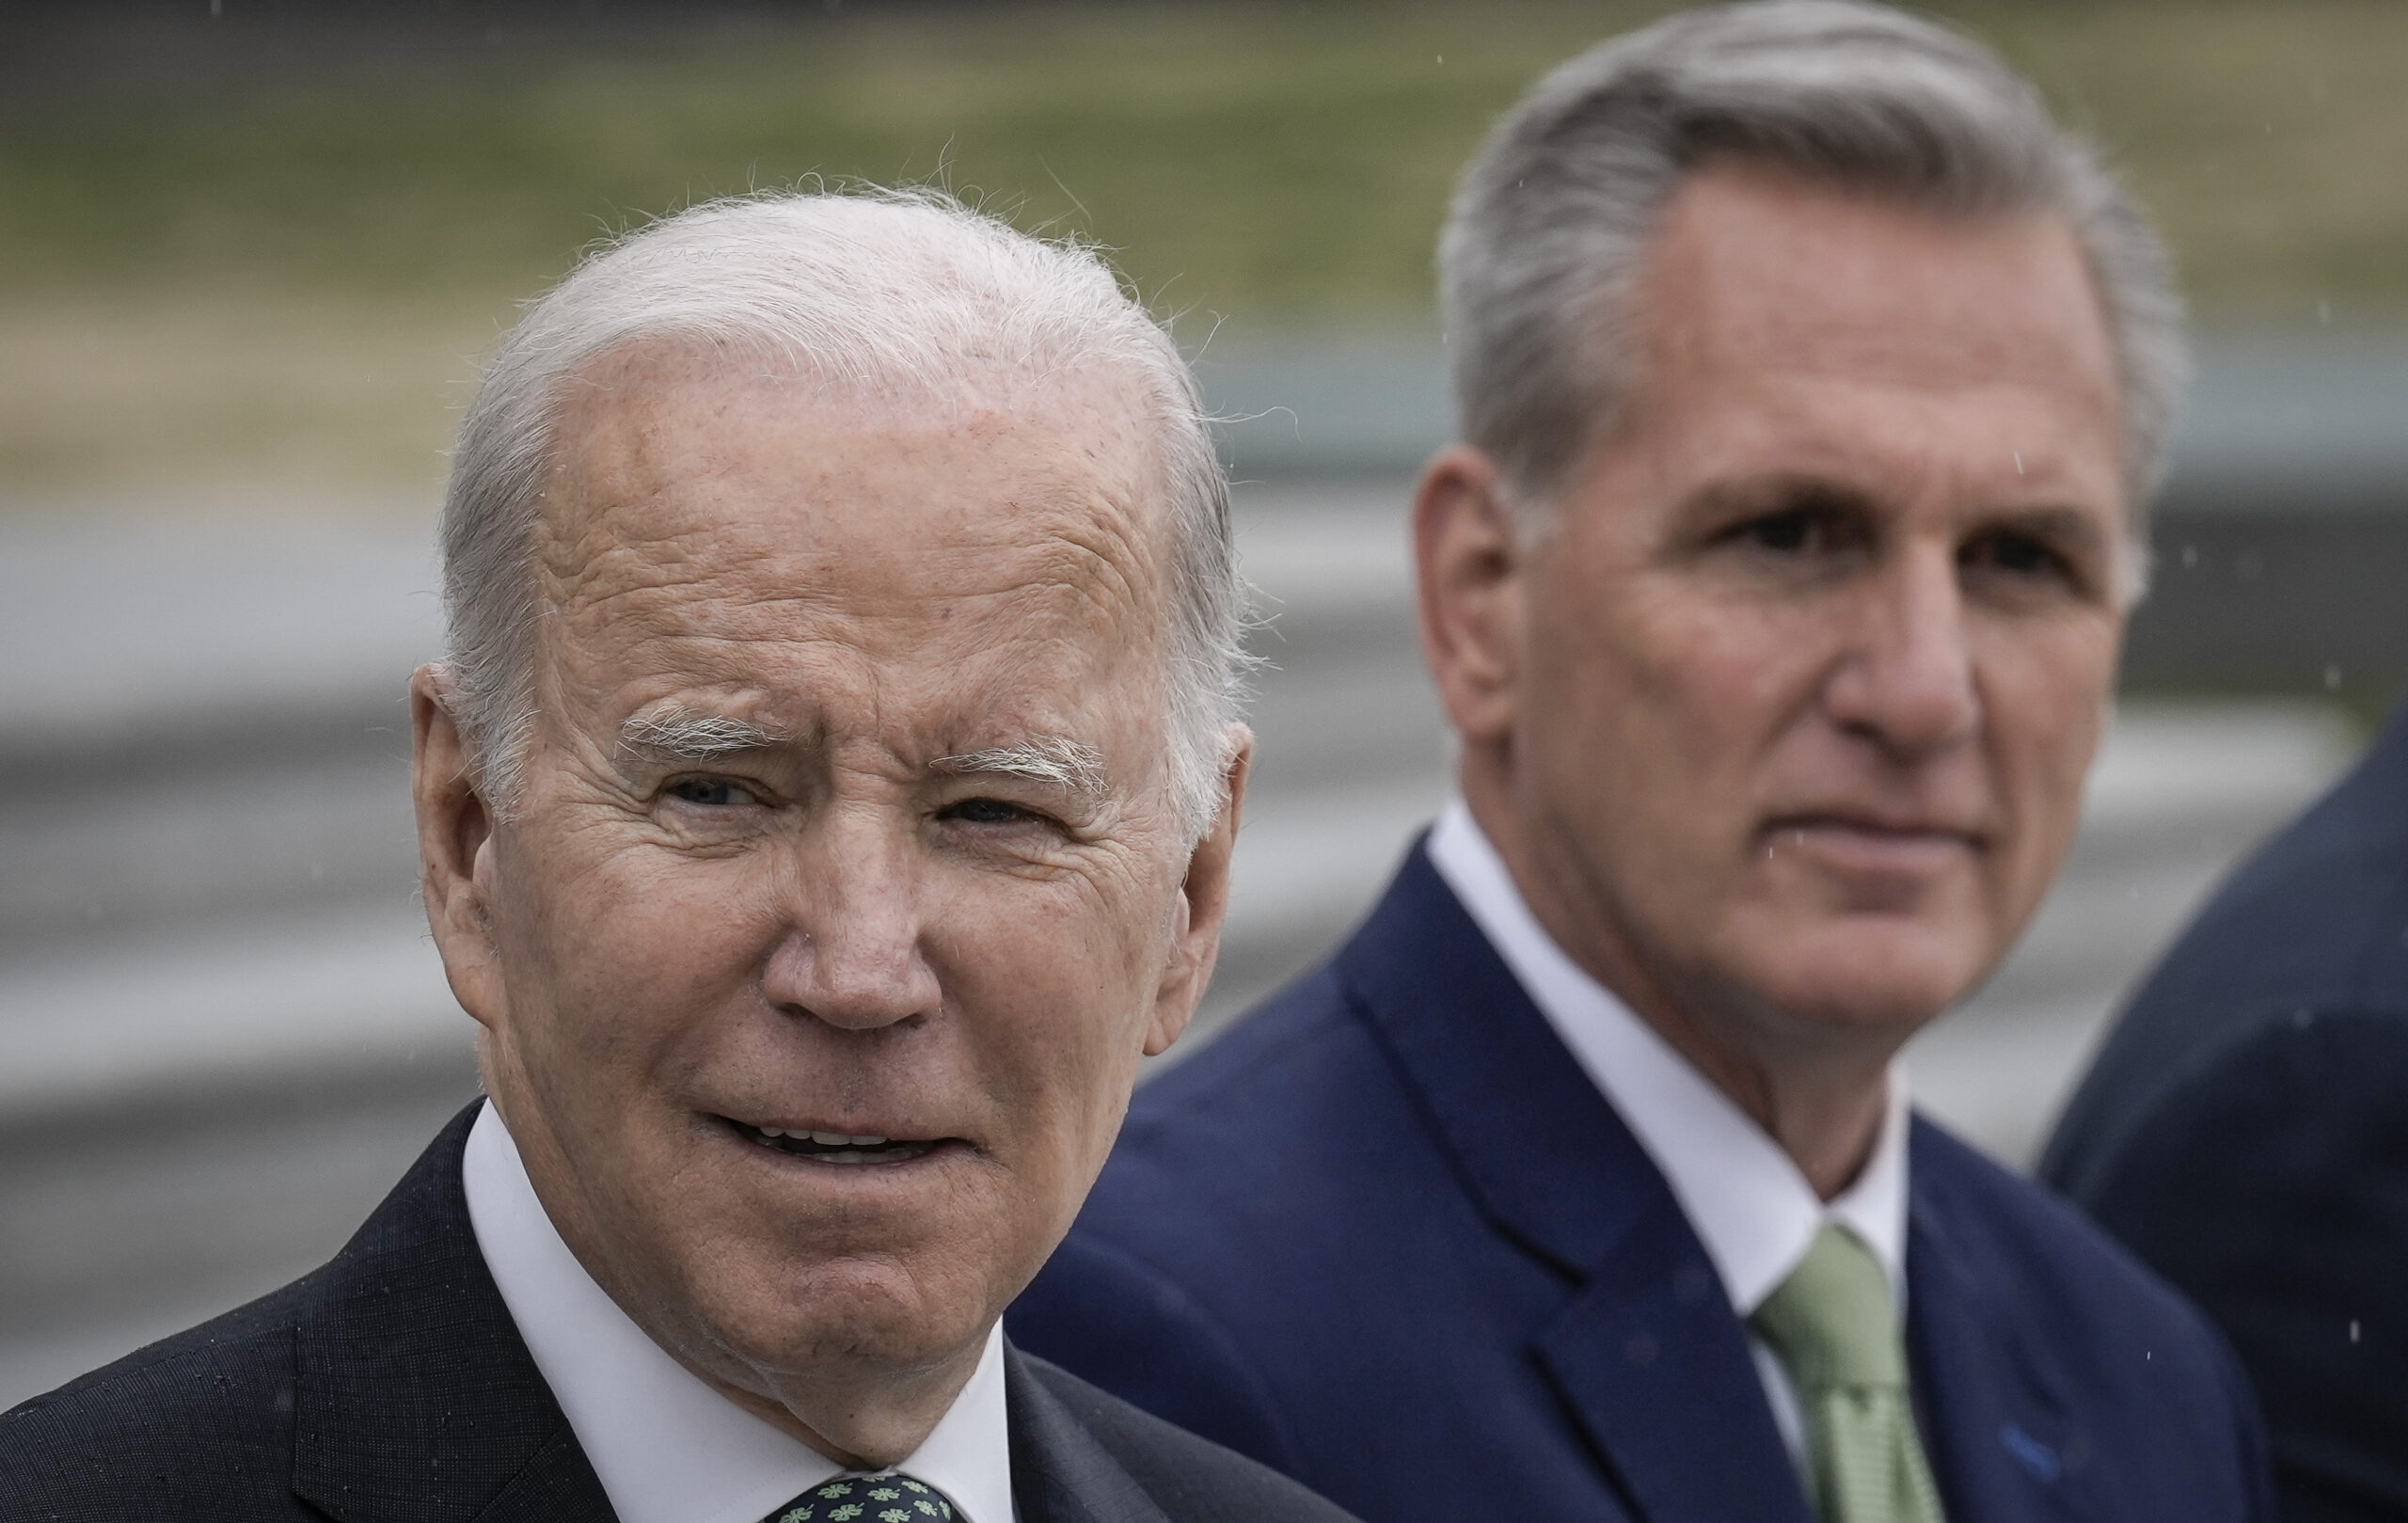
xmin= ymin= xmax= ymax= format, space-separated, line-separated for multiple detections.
xmin=6 ymin=327 xmax=2400 ymax=1407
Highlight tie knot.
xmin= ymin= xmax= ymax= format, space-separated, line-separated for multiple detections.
xmin=765 ymin=1472 xmax=958 ymax=1523
xmin=1751 ymin=1224 xmax=1906 ymax=1391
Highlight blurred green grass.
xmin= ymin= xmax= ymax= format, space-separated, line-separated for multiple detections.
xmin=6 ymin=0 xmax=2405 ymax=492
xmin=14 ymin=0 xmax=2408 ymax=317
xmin=4 ymin=4 xmax=1635 ymax=322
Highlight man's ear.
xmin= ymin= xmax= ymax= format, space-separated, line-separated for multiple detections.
xmin=1414 ymin=446 xmax=1527 ymax=748
xmin=1143 ymin=727 xmax=1253 ymax=1058
xmin=411 ymin=663 xmax=510 ymax=1035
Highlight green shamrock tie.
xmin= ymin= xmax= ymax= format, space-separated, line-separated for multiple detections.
xmin=762 ymin=1471 xmax=959 ymax=1523
xmin=1751 ymin=1225 xmax=1948 ymax=1523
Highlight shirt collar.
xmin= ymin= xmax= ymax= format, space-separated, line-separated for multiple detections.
xmin=1425 ymin=799 xmax=1910 ymax=1313
xmin=462 ymin=1103 xmax=1017 ymax=1523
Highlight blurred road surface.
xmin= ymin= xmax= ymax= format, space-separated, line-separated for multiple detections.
xmin=0 ymin=484 xmax=2359 ymax=1409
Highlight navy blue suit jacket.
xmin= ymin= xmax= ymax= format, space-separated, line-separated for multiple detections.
xmin=2043 ymin=700 xmax=2408 ymax=1521
xmin=1011 ymin=844 xmax=2273 ymax=1523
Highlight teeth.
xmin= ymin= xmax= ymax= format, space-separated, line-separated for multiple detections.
xmin=796 ymin=1143 xmax=929 ymax=1164
xmin=745 ymin=1123 xmax=903 ymax=1150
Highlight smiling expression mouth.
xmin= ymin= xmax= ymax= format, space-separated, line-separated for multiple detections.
xmin=726 ymin=1118 xmax=951 ymax=1166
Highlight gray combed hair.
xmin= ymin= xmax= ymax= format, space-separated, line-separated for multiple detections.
xmin=439 ymin=187 xmax=1246 ymax=837
xmin=1441 ymin=0 xmax=2186 ymax=538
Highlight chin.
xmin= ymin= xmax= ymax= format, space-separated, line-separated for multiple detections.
xmin=1733 ymin=919 xmax=1997 ymax=1037
xmin=693 ymin=1250 xmax=995 ymax=1378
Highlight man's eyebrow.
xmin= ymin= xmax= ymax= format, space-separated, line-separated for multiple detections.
xmin=1691 ymin=473 xmax=1882 ymax=518
xmin=619 ymin=709 xmax=793 ymax=763
xmin=1976 ymin=501 xmax=2112 ymax=545
xmin=931 ymin=737 xmax=1110 ymax=797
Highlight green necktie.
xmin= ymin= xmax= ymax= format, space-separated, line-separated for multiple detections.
xmin=1750 ymin=1225 xmax=1948 ymax=1523
xmin=763 ymin=1471 xmax=958 ymax=1523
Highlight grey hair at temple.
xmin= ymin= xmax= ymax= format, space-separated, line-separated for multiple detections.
xmin=437 ymin=188 xmax=1246 ymax=837
xmin=1441 ymin=0 xmax=2186 ymax=563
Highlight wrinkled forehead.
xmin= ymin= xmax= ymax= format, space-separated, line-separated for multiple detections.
xmin=1600 ymin=169 xmax=2130 ymax=516
xmin=533 ymin=341 xmax=1179 ymax=645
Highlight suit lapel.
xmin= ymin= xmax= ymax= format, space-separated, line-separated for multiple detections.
xmin=293 ymin=1102 xmax=616 ymax=1523
xmin=1530 ymin=1188 xmax=1820 ymax=1523
xmin=1906 ymin=1126 xmax=2085 ymax=1523
xmin=1337 ymin=847 xmax=1813 ymax=1523
xmin=1006 ymin=1350 xmax=1174 ymax=1523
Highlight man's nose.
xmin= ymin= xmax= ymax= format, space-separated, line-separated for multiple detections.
xmin=1821 ymin=544 xmax=1980 ymax=759
xmin=761 ymin=812 xmax=943 ymax=1031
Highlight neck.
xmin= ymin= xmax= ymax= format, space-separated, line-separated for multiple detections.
xmin=1459 ymin=757 xmax=1894 ymax=1200
xmin=1671 ymin=1035 xmax=1892 ymax=1200
xmin=716 ymin=1343 xmax=985 ymax=1469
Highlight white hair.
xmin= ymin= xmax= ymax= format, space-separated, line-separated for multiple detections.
xmin=438 ymin=188 xmax=1245 ymax=837
xmin=1441 ymin=0 xmax=2186 ymax=546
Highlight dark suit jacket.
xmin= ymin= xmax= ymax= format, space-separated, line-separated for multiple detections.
xmin=2042 ymin=699 xmax=2408 ymax=1522
xmin=0 ymin=1103 xmax=1361 ymax=1523
xmin=1009 ymin=843 xmax=2274 ymax=1523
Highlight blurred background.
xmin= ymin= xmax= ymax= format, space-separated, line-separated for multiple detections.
xmin=5 ymin=0 xmax=2405 ymax=1406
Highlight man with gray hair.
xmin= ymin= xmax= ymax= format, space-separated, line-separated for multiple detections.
xmin=0 ymin=189 xmax=1360 ymax=1523
xmin=1013 ymin=5 xmax=2273 ymax=1520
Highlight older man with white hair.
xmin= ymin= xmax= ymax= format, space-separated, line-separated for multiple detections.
xmin=1014 ymin=5 xmax=2276 ymax=1522
xmin=0 ymin=190 xmax=1359 ymax=1523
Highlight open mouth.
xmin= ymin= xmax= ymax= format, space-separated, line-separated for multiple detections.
xmin=728 ymin=1119 xmax=944 ymax=1166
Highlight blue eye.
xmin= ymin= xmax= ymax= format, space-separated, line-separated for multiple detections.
xmin=667 ymin=777 xmax=754 ymax=807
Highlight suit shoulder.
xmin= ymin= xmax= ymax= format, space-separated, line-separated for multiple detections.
xmin=2068 ymin=1007 xmax=2408 ymax=1246
xmin=0 ymin=1273 xmax=318 ymax=1517
xmin=2114 ymin=1004 xmax=2408 ymax=1149
xmin=2055 ymin=1010 xmax=2408 ymax=1517
xmin=1010 ymin=1225 xmax=1307 ymax=1474
xmin=2053 ymin=714 xmax=2408 ymax=1170
xmin=1019 ymin=1356 xmax=1360 ymax=1523
xmin=2061 ymin=1003 xmax=2408 ymax=1204
xmin=1134 ymin=963 xmax=1364 ymax=1123
xmin=1074 ymin=957 xmax=1446 ymax=1260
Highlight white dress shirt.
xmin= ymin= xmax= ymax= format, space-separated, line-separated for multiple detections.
xmin=462 ymin=1103 xmax=1017 ymax=1523
xmin=1426 ymin=799 xmax=1911 ymax=1467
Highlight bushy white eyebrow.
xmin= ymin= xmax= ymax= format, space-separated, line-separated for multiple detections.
xmin=932 ymin=737 xmax=1110 ymax=798
xmin=617 ymin=714 xmax=1106 ymax=797
xmin=619 ymin=709 xmax=791 ymax=763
